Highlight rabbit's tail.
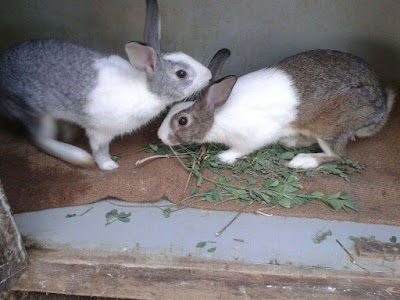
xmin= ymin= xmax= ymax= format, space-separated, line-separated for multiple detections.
xmin=35 ymin=137 xmax=94 ymax=167
xmin=384 ymin=87 xmax=396 ymax=119
xmin=355 ymin=87 xmax=396 ymax=138
xmin=31 ymin=116 xmax=94 ymax=167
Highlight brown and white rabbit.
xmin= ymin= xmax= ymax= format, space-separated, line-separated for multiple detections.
xmin=0 ymin=0 xmax=212 ymax=170
xmin=158 ymin=49 xmax=395 ymax=169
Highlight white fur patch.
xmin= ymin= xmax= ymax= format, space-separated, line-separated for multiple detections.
xmin=86 ymin=55 xmax=165 ymax=137
xmin=288 ymin=154 xmax=319 ymax=169
xmin=98 ymin=160 xmax=119 ymax=170
xmin=218 ymin=150 xmax=241 ymax=164
xmin=157 ymin=101 xmax=194 ymax=145
xmin=203 ymin=68 xmax=300 ymax=157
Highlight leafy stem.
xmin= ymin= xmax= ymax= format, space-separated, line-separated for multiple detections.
xmin=166 ymin=145 xmax=359 ymax=212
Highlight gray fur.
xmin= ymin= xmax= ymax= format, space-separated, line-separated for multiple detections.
xmin=208 ymin=48 xmax=231 ymax=82
xmin=0 ymin=39 xmax=210 ymax=169
xmin=148 ymin=58 xmax=193 ymax=99
xmin=0 ymin=0 xmax=213 ymax=170
xmin=144 ymin=0 xmax=161 ymax=54
xmin=0 ymin=39 xmax=102 ymax=128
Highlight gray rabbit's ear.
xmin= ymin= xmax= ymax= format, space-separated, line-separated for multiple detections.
xmin=144 ymin=0 xmax=161 ymax=54
xmin=125 ymin=42 xmax=157 ymax=73
xmin=208 ymin=48 xmax=231 ymax=82
xmin=204 ymin=75 xmax=237 ymax=111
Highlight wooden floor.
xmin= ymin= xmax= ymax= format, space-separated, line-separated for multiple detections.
xmin=6 ymin=291 xmax=131 ymax=300
xmin=8 ymin=199 xmax=400 ymax=299
xmin=9 ymin=248 xmax=400 ymax=300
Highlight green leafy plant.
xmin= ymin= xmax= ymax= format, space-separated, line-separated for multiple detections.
xmin=105 ymin=209 xmax=131 ymax=226
xmin=145 ymin=143 xmax=362 ymax=212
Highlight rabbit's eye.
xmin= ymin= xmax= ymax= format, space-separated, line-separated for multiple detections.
xmin=178 ymin=117 xmax=188 ymax=126
xmin=176 ymin=70 xmax=187 ymax=79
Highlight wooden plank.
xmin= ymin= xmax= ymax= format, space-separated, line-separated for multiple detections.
xmin=356 ymin=240 xmax=400 ymax=261
xmin=6 ymin=291 xmax=132 ymax=300
xmin=13 ymin=248 xmax=400 ymax=300
xmin=0 ymin=181 xmax=27 ymax=299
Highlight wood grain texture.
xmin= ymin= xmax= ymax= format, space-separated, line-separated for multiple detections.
xmin=357 ymin=240 xmax=400 ymax=261
xmin=13 ymin=248 xmax=400 ymax=300
xmin=6 ymin=291 xmax=132 ymax=300
xmin=0 ymin=181 xmax=27 ymax=299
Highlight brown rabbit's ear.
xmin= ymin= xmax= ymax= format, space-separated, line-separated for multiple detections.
xmin=208 ymin=48 xmax=231 ymax=82
xmin=204 ymin=75 xmax=237 ymax=111
xmin=125 ymin=42 xmax=157 ymax=73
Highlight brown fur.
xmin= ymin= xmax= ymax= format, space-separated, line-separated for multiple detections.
xmin=276 ymin=50 xmax=394 ymax=164
xmin=168 ymin=76 xmax=237 ymax=146
xmin=168 ymin=104 xmax=214 ymax=145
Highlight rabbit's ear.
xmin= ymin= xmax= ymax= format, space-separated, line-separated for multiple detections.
xmin=203 ymin=75 xmax=237 ymax=111
xmin=208 ymin=49 xmax=231 ymax=82
xmin=144 ymin=0 xmax=161 ymax=54
xmin=125 ymin=42 xmax=157 ymax=73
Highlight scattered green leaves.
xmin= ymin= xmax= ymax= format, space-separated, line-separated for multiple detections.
xmin=149 ymin=144 xmax=159 ymax=152
xmin=190 ymin=188 xmax=199 ymax=196
xmin=349 ymin=236 xmax=376 ymax=243
xmin=146 ymin=143 xmax=362 ymax=212
xmin=162 ymin=208 xmax=171 ymax=218
xmin=196 ymin=241 xmax=216 ymax=252
xmin=196 ymin=241 xmax=207 ymax=248
xmin=313 ymin=230 xmax=333 ymax=244
xmin=279 ymin=152 xmax=295 ymax=160
xmin=105 ymin=209 xmax=131 ymax=226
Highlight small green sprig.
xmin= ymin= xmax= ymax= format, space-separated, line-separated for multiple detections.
xmin=66 ymin=207 xmax=94 ymax=218
xmin=105 ymin=209 xmax=131 ymax=226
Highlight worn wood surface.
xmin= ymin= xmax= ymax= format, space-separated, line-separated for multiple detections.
xmin=6 ymin=291 xmax=133 ymax=300
xmin=357 ymin=240 xmax=400 ymax=261
xmin=0 ymin=181 xmax=27 ymax=299
xmin=13 ymin=248 xmax=400 ymax=300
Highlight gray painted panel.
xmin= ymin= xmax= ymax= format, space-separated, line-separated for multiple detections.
xmin=14 ymin=199 xmax=400 ymax=274
xmin=0 ymin=0 xmax=399 ymax=83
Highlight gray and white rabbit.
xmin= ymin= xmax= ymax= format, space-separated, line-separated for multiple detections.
xmin=158 ymin=49 xmax=395 ymax=169
xmin=0 ymin=0 xmax=212 ymax=170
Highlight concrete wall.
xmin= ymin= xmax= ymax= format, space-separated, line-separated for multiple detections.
xmin=1 ymin=0 xmax=399 ymax=83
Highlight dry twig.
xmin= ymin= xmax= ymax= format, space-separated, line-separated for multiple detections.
xmin=216 ymin=201 xmax=254 ymax=236
xmin=336 ymin=239 xmax=371 ymax=275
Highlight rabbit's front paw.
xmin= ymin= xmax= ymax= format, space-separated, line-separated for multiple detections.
xmin=218 ymin=150 xmax=240 ymax=165
xmin=288 ymin=154 xmax=319 ymax=169
xmin=98 ymin=160 xmax=119 ymax=170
